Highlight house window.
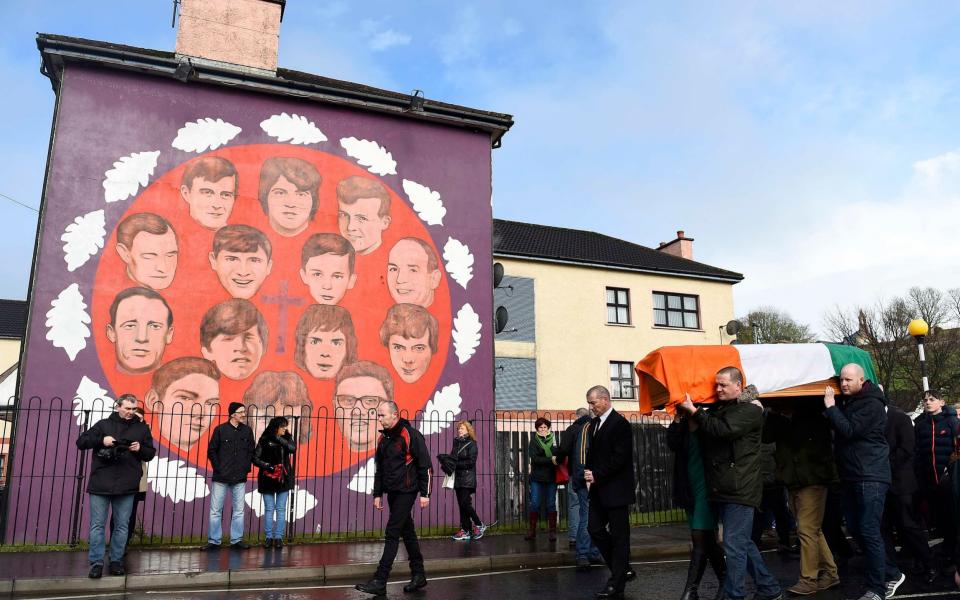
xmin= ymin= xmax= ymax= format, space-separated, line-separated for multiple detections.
xmin=610 ymin=361 xmax=635 ymax=399
xmin=606 ymin=287 xmax=630 ymax=324
xmin=653 ymin=292 xmax=700 ymax=329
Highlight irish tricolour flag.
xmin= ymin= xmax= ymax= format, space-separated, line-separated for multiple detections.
xmin=636 ymin=343 xmax=877 ymax=413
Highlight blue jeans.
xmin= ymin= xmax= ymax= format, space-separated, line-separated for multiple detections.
xmin=88 ymin=493 xmax=134 ymax=566
xmin=208 ymin=481 xmax=246 ymax=545
xmin=717 ymin=502 xmax=781 ymax=600
xmin=262 ymin=490 xmax=289 ymax=540
xmin=529 ymin=480 xmax=557 ymax=515
xmin=568 ymin=486 xmax=580 ymax=541
xmin=574 ymin=485 xmax=602 ymax=560
xmin=844 ymin=481 xmax=900 ymax=596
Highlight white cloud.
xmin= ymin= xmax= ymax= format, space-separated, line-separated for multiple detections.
xmin=369 ymin=29 xmax=412 ymax=52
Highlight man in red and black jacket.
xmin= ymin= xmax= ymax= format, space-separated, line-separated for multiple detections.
xmin=356 ymin=400 xmax=432 ymax=597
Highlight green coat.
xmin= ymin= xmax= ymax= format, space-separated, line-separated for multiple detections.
xmin=692 ymin=387 xmax=764 ymax=508
xmin=762 ymin=409 xmax=838 ymax=489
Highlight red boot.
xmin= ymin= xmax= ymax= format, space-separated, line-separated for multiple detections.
xmin=524 ymin=512 xmax=539 ymax=541
xmin=547 ymin=512 xmax=558 ymax=541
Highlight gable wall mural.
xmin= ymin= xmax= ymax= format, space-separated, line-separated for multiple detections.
xmin=9 ymin=63 xmax=494 ymax=541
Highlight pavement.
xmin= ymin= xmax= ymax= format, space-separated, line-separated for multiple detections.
xmin=0 ymin=524 xmax=693 ymax=597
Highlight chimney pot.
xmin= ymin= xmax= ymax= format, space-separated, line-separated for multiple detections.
xmin=175 ymin=0 xmax=282 ymax=75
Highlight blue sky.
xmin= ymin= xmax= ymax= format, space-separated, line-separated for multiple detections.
xmin=2 ymin=1 xmax=960 ymax=334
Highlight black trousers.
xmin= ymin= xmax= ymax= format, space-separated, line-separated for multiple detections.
xmin=375 ymin=491 xmax=424 ymax=580
xmin=823 ymin=483 xmax=854 ymax=559
xmin=455 ymin=487 xmax=482 ymax=532
xmin=882 ymin=492 xmax=932 ymax=569
xmin=588 ymin=501 xmax=630 ymax=591
xmin=751 ymin=485 xmax=792 ymax=546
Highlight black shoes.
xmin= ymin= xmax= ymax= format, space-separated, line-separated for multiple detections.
xmin=274 ymin=538 xmax=284 ymax=549
xmin=263 ymin=538 xmax=273 ymax=548
xmin=595 ymin=584 xmax=624 ymax=599
xmin=88 ymin=564 xmax=103 ymax=579
xmin=404 ymin=573 xmax=428 ymax=592
xmin=625 ymin=568 xmax=637 ymax=582
xmin=204 ymin=543 xmax=221 ymax=550
xmin=231 ymin=541 xmax=251 ymax=550
xmin=108 ymin=561 xmax=125 ymax=576
xmin=577 ymin=557 xmax=591 ymax=571
xmin=356 ymin=578 xmax=388 ymax=596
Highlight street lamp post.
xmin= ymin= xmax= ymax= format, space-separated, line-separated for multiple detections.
xmin=908 ymin=318 xmax=930 ymax=392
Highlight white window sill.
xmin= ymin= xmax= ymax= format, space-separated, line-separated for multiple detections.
xmin=652 ymin=325 xmax=705 ymax=333
xmin=605 ymin=322 xmax=635 ymax=328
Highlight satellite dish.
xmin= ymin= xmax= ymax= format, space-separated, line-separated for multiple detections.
xmin=493 ymin=262 xmax=504 ymax=288
xmin=495 ymin=306 xmax=509 ymax=334
xmin=725 ymin=320 xmax=742 ymax=336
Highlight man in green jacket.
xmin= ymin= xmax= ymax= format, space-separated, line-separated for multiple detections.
xmin=763 ymin=400 xmax=840 ymax=595
xmin=679 ymin=367 xmax=782 ymax=600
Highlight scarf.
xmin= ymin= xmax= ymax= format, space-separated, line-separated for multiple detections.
xmin=535 ymin=432 xmax=554 ymax=458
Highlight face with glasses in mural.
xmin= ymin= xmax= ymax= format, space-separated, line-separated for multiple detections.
xmin=333 ymin=360 xmax=394 ymax=452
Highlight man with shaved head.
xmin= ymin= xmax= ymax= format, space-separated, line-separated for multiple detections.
xmin=823 ymin=363 xmax=904 ymax=600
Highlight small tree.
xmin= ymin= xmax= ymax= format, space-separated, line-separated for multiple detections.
xmin=736 ymin=306 xmax=816 ymax=344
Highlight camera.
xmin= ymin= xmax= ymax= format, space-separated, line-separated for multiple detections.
xmin=96 ymin=439 xmax=132 ymax=462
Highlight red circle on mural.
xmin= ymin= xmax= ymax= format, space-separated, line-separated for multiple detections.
xmin=91 ymin=144 xmax=451 ymax=477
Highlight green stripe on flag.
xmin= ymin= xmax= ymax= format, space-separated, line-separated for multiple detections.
xmin=824 ymin=343 xmax=878 ymax=382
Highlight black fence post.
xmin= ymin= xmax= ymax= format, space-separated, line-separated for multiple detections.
xmin=68 ymin=409 xmax=92 ymax=547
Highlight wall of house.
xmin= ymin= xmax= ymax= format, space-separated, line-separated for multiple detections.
xmin=0 ymin=339 xmax=20 ymax=374
xmin=494 ymin=257 xmax=736 ymax=412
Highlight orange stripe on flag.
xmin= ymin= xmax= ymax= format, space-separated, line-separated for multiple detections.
xmin=635 ymin=345 xmax=743 ymax=414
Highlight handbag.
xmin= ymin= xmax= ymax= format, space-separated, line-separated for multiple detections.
xmin=555 ymin=458 xmax=569 ymax=485
xmin=443 ymin=473 xmax=455 ymax=489
xmin=264 ymin=463 xmax=286 ymax=482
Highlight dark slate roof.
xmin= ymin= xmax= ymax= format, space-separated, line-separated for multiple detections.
xmin=36 ymin=34 xmax=513 ymax=147
xmin=493 ymin=219 xmax=743 ymax=283
xmin=0 ymin=300 xmax=27 ymax=339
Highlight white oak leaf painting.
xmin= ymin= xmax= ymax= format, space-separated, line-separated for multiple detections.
xmin=348 ymin=457 xmax=377 ymax=495
xmin=172 ymin=118 xmax=241 ymax=152
xmin=442 ymin=237 xmax=474 ymax=289
xmin=102 ymin=151 xmax=160 ymax=203
xmin=452 ymin=303 xmax=481 ymax=364
xmin=339 ymin=137 xmax=397 ymax=176
xmin=46 ymin=283 xmax=91 ymax=361
xmin=260 ymin=112 xmax=327 ymax=144
xmin=402 ymin=179 xmax=446 ymax=225
xmin=62 ymin=209 xmax=106 ymax=272
xmin=418 ymin=383 xmax=463 ymax=435
xmin=148 ymin=457 xmax=210 ymax=503
xmin=72 ymin=375 xmax=114 ymax=427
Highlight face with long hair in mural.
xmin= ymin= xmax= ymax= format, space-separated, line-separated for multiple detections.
xmin=379 ymin=303 xmax=437 ymax=384
xmin=299 ymin=233 xmax=356 ymax=305
xmin=294 ymin=304 xmax=357 ymax=380
xmin=106 ymin=287 xmax=174 ymax=375
xmin=337 ymin=176 xmax=391 ymax=255
xmin=243 ymin=371 xmax=313 ymax=443
xmin=259 ymin=157 xmax=321 ymax=237
xmin=208 ymin=224 xmax=273 ymax=299
xmin=115 ymin=213 xmax=179 ymax=290
xmin=200 ymin=299 xmax=268 ymax=380
xmin=387 ymin=237 xmax=441 ymax=308
xmin=334 ymin=360 xmax=394 ymax=452
xmin=145 ymin=356 xmax=220 ymax=450
xmin=179 ymin=156 xmax=238 ymax=230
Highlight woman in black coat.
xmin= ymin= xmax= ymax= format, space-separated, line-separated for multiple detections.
xmin=252 ymin=416 xmax=296 ymax=548
xmin=450 ymin=420 xmax=487 ymax=541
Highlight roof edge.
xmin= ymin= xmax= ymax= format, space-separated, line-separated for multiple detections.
xmin=36 ymin=33 xmax=514 ymax=148
xmin=493 ymin=251 xmax=744 ymax=283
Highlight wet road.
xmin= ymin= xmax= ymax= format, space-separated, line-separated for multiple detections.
xmin=22 ymin=551 xmax=960 ymax=599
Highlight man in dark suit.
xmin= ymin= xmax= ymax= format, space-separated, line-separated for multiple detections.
xmin=584 ymin=385 xmax=636 ymax=599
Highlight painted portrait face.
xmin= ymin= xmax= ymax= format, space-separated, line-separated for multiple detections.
xmin=209 ymin=246 xmax=273 ymax=299
xmin=335 ymin=376 xmax=388 ymax=452
xmin=266 ymin=175 xmax=314 ymax=237
xmin=338 ymin=196 xmax=390 ymax=255
xmin=387 ymin=240 xmax=441 ymax=307
xmin=303 ymin=328 xmax=348 ymax=380
xmin=152 ymin=373 xmax=219 ymax=450
xmin=106 ymin=294 xmax=173 ymax=374
xmin=387 ymin=332 xmax=432 ymax=384
xmin=117 ymin=230 xmax=179 ymax=290
xmin=180 ymin=175 xmax=237 ymax=230
xmin=300 ymin=253 xmax=357 ymax=305
xmin=201 ymin=324 xmax=265 ymax=380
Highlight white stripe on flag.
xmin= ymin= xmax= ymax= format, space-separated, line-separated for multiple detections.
xmin=736 ymin=344 xmax=835 ymax=394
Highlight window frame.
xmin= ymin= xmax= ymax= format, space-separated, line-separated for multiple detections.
xmin=609 ymin=361 xmax=636 ymax=400
xmin=652 ymin=291 xmax=701 ymax=330
xmin=605 ymin=286 xmax=631 ymax=325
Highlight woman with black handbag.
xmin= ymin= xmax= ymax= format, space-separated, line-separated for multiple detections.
xmin=449 ymin=420 xmax=489 ymax=541
xmin=253 ymin=416 xmax=296 ymax=549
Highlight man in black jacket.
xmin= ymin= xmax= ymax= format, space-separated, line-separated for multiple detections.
xmin=824 ymin=363 xmax=904 ymax=600
xmin=76 ymin=394 xmax=156 ymax=579
xmin=884 ymin=405 xmax=935 ymax=583
xmin=206 ymin=401 xmax=256 ymax=550
xmin=356 ymin=400 xmax=433 ymax=596
xmin=679 ymin=367 xmax=782 ymax=600
xmin=584 ymin=385 xmax=636 ymax=599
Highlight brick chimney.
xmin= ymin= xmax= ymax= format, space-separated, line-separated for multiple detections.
xmin=657 ymin=230 xmax=694 ymax=260
xmin=175 ymin=0 xmax=284 ymax=75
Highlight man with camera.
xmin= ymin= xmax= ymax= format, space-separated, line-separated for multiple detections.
xmin=76 ymin=394 xmax=156 ymax=579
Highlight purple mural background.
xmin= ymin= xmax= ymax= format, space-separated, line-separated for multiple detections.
xmin=8 ymin=63 xmax=495 ymax=543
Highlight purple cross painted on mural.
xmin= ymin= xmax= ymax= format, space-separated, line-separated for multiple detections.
xmin=262 ymin=280 xmax=304 ymax=354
